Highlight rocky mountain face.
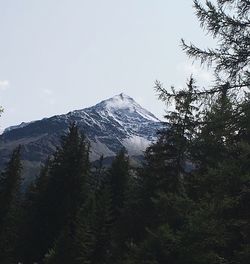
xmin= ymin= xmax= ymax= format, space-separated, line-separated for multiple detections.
xmin=0 ymin=93 xmax=163 ymax=184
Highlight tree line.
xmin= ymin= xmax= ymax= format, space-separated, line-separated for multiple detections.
xmin=0 ymin=0 xmax=250 ymax=263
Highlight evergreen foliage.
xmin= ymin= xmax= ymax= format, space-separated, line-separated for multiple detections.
xmin=0 ymin=146 xmax=23 ymax=263
xmin=19 ymin=123 xmax=91 ymax=263
xmin=108 ymin=148 xmax=130 ymax=220
xmin=182 ymin=0 xmax=250 ymax=91
xmin=19 ymin=158 xmax=52 ymax=263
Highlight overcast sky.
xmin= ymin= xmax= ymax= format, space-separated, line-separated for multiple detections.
xmin=0 ymin=0 xmax=215 ymax=130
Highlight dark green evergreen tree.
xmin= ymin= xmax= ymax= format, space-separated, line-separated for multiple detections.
xmin=20 ymin=124 xmax=90 ymax=263
xmin=19 ymin=158 xmax=52 ymax=263
xmin=73 ymin=184 xmax=113 ymax=264
xmin=73 ymin=149 xmax=130 ymax=264
xmin=108 ymin=149 xmax=137 ymax=263
xmin=177 ymin=92 xmax=248 ymax=264
xmin=0 ymin=146 xmax=23 ymax=263
xmin=108 ymin=148 xmax=130 ymax=221
xmin=90 ymin=154 xmax=105 ymax=192
xmin=42 ymin=123 xmax=90 ymax=263
xmin=126 ymin=1 xmax=250 ymax=258
xmin=172 ymin=1 xmax=250 ymax=262
xmin=127 ymin=79 xmax=198 ymax=264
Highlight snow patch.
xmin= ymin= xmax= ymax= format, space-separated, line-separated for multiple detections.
xmin=96 ymin=93 xmax=160 ymax=123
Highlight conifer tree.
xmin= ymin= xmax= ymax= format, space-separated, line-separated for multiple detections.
xmin=22 ymin=124 xmax=90 ymax=263
xmin=182 ymin=0 xmax=250 ymax=92
xmin=19 ymin=158 xmax=52 ymax=263
xmin=128 ymin=79 xmax=198 ymax=264
xmin=108 ymin=148 xmax=130 ymax=221
xmin=0 ymin=146 xmax=22 ymax=225
xmin=184 ymin=92 xmax=250 ymax=263
xmin=73 ymin=149 xmax=130 ymax=264
xmin=172 ymin=1 xmax=250 ymax=262
xmin=90 ymin=155 xmax=105 ymax=192
xmin=107 ymin=149 xmax=136 ymax=262
xmin=0 ymin=146 xmax=23 ymax=263
xmin=43 ymin=123 xmax=90 ymax=262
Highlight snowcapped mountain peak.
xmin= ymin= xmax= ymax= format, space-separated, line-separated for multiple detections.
xmin=95 ymin=93 xmax=137 ymax=110
xmin=91 ymin=93 xmax=160 ymax=123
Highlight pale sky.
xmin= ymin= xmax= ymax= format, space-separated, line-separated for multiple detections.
xmin=0 ymin=0 xmax=215 ymax=130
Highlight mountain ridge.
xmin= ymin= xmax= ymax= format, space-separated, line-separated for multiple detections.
xmin=0 ymin=93 xmax=163 ymax=184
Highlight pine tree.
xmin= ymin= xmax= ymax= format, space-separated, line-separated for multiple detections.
xmin=19 ymin=158 xmax=52 ymax=263
xmin=74 ymin=149 xmax=131 ymax=264
xmin=21 ymin=124 xmax=90 ymax=263
xmin=43 ymin=123 xmax=90 ymax=262
xmin=74 ymin=194 xmax=98 ymax=264
xmin=174 ymin=1 xmax=250 ymax=262
xmin=183 ymin=93 xmax=250 ymax=263
xmin=108 ymin=148 xmax=130 ymax=220
xmin=73 ymin=182 xmax=113 ymax=264
xmin=127 ymin=79 xmax=198 ymax=264
xmin=0 ymin=146 xmax=23 ymax=263
xmin=126 ymin=1 xmax=250 ymax=263
xmin=90 ymin=154 xmax=105 ymax=192
xmin=109 ymin=148 xmax=133 ymax=262
xmin=182 ymin=0 xmax=250 ymax=92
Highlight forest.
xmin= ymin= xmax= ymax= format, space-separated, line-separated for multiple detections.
xmin=0 ymin=0 xmax=250 ymax=263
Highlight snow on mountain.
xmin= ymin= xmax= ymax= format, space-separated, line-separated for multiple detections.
xmin=0 ymin=93 xmax=164 ymax=183
xmin=92 ymin=93 xmax=159 ymax=123
xmin=75 ymin=93 xmax=161 ymax=156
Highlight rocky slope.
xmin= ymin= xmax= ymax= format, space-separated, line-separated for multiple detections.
xmin=0 ymin=93 xmax=163 ymax=184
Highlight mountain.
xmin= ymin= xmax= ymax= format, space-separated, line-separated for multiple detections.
xmin=0 ymin=93 xmax=163 ymax=184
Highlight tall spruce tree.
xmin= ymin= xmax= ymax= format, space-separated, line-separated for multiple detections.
xmin=108 ymin=149 xmax=135 ymax=262
xmin=128 ymin=79 xmax=198 ymax=264
xmin=108 ymin=148 xmax=130 ymax=221
xmin=174 ymin=1 xmax=250 ymax=263
xmin=43 ymin=123 xmax=90 ymax=263
xmin=73 ymin=183 xmax=113 ymax=264
xmin=73 ymin=149 xmax=131 ymax=264
xmin=21 ymin=124 xmax=90 ymax=263
xmin=130 ymin=1 xmax=250 ymax=263
xmin=19 ymin=158 xmax=52 ymax=263
xmin=0 ymin=146 xmax=23 ymax=263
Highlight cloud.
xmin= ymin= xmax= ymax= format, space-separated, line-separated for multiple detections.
xmin=177 ymin=62 xmax=213 ymax=84
xmin=0 ymin=80 xmax=9 ymax=91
